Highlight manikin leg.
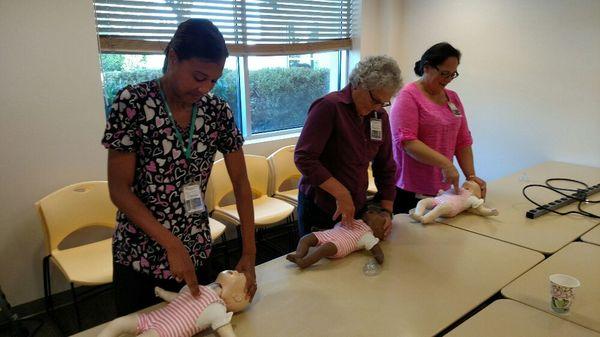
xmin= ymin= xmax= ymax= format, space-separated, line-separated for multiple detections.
xmin=421 ymin=203 xmax=453 ymax=224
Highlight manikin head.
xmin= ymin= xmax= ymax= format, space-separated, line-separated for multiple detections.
xmin=462 ymin=180 xmax=482 ymax=198
xmin=215 ymin=270 xmax=250 ymax=313
xmin=361 ymin=206 xmax=388 ymax=240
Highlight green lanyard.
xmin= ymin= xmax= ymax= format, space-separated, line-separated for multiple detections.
xmin=157 ymin=80 xmax=198 ymax=160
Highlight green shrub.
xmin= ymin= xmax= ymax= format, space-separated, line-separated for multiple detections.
xmin=249 ymin=67 xmax=329 ymax=133
xmin=102 ymin=68 xmax=162 ymax=114
xmin=101 ymin=66 xmax=329 ymax=134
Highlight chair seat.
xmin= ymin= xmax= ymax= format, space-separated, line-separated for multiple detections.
xmin=215 ymin=195 xmax=295 ymax=227
xmin=274 ymin=189 xmax=298 ymax=204
xmin=50 ymin=238 xmax=113 ymax=285
xmin=208 ymin=217 xmax=226 ymax=241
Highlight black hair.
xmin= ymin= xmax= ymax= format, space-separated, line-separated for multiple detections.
xmin=162 ymin=19 xmax=229 ymax=73
xmin=414 ymin=42 xmax=461 ymax=76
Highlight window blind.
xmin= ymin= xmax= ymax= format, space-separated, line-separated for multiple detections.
xmin=94 ymin=0 xmax=355 ymax=54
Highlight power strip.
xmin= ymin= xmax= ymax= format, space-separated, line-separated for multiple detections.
xmin=526 ymin=183 xmax=600 ymax=219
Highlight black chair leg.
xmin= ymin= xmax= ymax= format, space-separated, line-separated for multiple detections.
xmin=220 ymin=232 xmax=232 ymax=269
xmin=42 ymin=256 xmax=53 ymax=314
xmin=70 ymin=283 xmax=82 ymax=331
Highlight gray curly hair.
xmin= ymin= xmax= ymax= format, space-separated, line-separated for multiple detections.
xmin=349 ymin=55 xmax=403 ymax=93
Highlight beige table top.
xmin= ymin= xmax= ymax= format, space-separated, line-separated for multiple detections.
xmin=73 ymin=215 xmax=543 ymax=337
xmin=502 ymin=242 xmax=600 ymax=332
xmin=446 ymin=299 xmax=600 ymax=337
xmin=213 ymin=215 xmax=542 ymax=337
xmin=582 ymin=224 xmax=600 ymax=246
xmin=440 ymin=161 xmax=600 ymax=254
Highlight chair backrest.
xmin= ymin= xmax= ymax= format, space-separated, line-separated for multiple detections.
xmin=267 ymin=145 xmax=300 ymax=195
xmin=206 ymin=158 xmax=232 ymax=211
xmin=245 ymin=155 xmax=270 ymax=196
xmin=35 ymin=181 xmax=117 ymax=252
xmin=206 ymin=155 xmax=270 ymax=208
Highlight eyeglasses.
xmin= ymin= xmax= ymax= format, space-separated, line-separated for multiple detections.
xmin=368 ymin=90 xmax=391 ymax=107
xmin=434 ymin=66 xmax=459 ymax=79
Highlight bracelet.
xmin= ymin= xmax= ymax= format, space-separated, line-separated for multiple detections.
xmin=467 ymin=174 xmax=476 ymax=179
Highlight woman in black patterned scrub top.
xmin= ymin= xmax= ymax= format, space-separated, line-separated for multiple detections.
xmin=102 ymin=19 xmax=256 ymax=315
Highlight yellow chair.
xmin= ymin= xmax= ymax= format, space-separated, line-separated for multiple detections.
xmin=207 ymin=155 xmax=295 ymax=227
xmin=35 ymin=181 xmax=117 ymax=329
xmin=267 ymin=145 xmax=300 ymax=206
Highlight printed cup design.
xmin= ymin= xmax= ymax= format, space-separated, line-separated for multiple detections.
xmin=549 ymin=274 xmax=581 ymax=314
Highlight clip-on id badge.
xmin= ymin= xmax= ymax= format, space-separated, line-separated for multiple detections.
xmin=448 ymin=102 xmax=461 ymax=116
xmin=370 ymin=112 xmax=383 ymax=141
xmin=182 ymin=181 xmax=205 ymax=215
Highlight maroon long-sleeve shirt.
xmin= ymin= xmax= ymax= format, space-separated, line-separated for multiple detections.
xmin=295 ymin=84 xmax=396 ymax=216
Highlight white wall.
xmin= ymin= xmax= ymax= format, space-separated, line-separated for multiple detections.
xmin=0 ymin=0 xmax=107 ymax=305
xmin=389 ymin=0 xmax=600 ymax=179
xmin=0 ymin=1 xmax=296 ymax=306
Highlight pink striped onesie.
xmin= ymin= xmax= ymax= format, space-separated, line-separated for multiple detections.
xmin=137 ymin=285 xmax=226 ymax=337
xmin=313 ymin=219 xmax=379 ymax=258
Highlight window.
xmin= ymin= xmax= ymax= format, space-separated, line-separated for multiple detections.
xmin=94 ymin=0 xmax=354 ymax=138
xmin=247 ymin=51 xmax=343 ymax=134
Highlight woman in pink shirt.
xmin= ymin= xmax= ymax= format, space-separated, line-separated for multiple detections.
xmin=389 ymin=42 xmax=487 ymax=213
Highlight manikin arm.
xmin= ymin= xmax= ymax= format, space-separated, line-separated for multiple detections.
xmin=369 ymin=244 xmax=384 ymax=264
xmin=197 ymin=303 xmax=236 ymax=337
xmin=215 ymin=324 xmax=237 ymax=337
xmin=469 ymin=205 xmax=499 ymax=216
xmin=155 ymin=286 xmax=179 ymax=303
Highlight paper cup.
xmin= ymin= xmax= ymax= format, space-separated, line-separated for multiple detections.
xmin=549 ymin=274 xmax=581 ymax=314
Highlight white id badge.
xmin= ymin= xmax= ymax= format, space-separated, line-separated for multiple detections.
xmin=370 ymin=118 xmax=383 ymax=141
xmin=182 ymin=182 xmax=205 ymax=215
xmin=448 ymin=102 xmax=461 ymax=116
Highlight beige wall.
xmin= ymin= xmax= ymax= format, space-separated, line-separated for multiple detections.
xmin=0 ymin=0 xmax=107 ymax=305
xmin=2 ymin=0 xmax=598 ymax=306
xmin=387 ymin=0 xmax=600 ymax=179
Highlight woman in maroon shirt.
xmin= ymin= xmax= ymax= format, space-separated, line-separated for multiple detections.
xmin=295 ymin=56 xmax=403 ymax=237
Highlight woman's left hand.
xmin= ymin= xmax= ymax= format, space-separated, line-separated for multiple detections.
xmin=236 ymin=253 xmax=257 ymax=300
xmin=469 ymin=175 xmax=487 ymax=198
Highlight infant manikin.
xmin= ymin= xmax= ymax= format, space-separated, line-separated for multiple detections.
xmin=410 ymin=180 xmax=498 ymax=224
xmin=98 ymin=270 xmax=250 ymax=337
xmin=286 ymin=207 xmax=388 ymax=268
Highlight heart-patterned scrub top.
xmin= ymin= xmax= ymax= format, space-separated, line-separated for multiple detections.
xmin=102 ymin=79 xmax=244 ymax=280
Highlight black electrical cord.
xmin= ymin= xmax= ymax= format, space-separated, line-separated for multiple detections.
xmin=522 ymin=178 xmax=600 ymax=219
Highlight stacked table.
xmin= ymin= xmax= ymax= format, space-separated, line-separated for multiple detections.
xmin=72 ymin=161 xmax=600 ymax=337
xmin=439 ymin=161 xmax=600 ymax=254
xmin=582 ymin=224 xmax=600 ymax=246
xmin=502 ymin=242 xmax=600 ymax=332
xmin=446 ymin=299 xmax=600 ymax=337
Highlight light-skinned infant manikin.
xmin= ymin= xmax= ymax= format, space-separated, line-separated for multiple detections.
xmin=98 ymin=270 xmax=250 ymax=337
xmin=410 ymin=180 xmax=499 ymax=224
xmin=286 ymin=207 xmax=387 ymax=268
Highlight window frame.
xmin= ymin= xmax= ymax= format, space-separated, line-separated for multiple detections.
xmin=95 ymin=0 xmax=355 ymax=138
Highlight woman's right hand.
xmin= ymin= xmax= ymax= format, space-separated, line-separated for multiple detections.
xmin=332 ymin=192 xmax=355 ymax=226
xmin=165 ymin=238 xmax=200 ymax=297
xmin=441 ymin=164 xmax=460 ymax=194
